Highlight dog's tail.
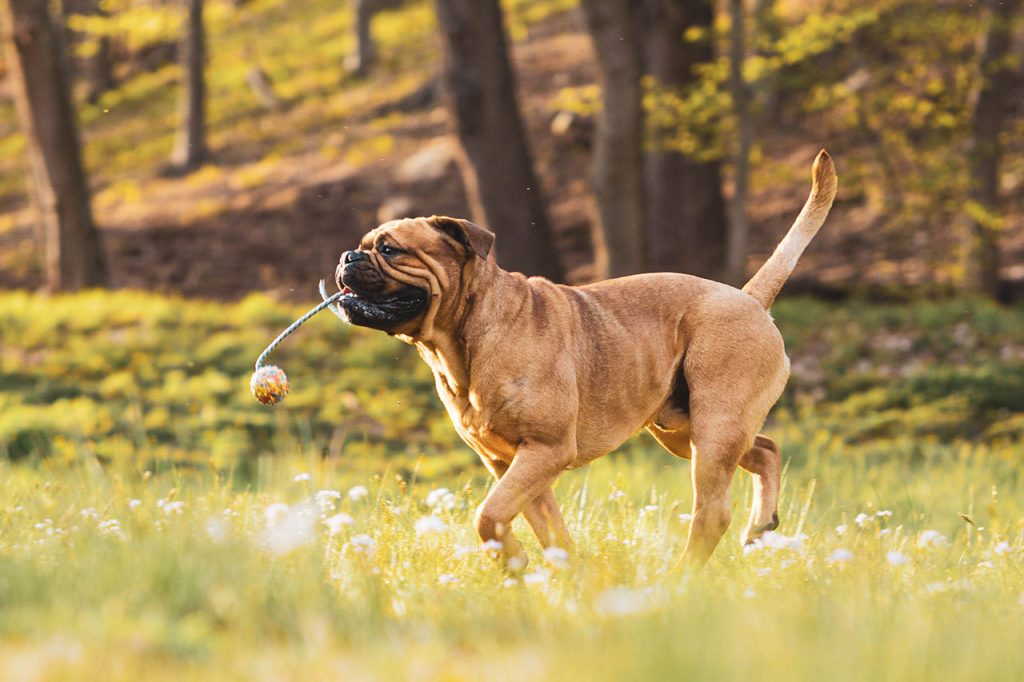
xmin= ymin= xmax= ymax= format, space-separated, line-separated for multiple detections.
xmin=742 ymin=150 xmax=837 ymax=310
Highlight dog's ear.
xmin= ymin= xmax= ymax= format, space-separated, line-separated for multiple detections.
xmin=427 ymin=216 xmax=495 ymax=259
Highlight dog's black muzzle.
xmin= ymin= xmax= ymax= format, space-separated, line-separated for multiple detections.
xmin=335 ymin=250 xmax=428 ymax=331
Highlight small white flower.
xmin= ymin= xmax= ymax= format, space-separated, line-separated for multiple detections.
xmin=128 ymin=499 xmax=142 ymax=510
xmin=642 ymin=504 xmax=659 ymax=514
xmin=502 ymin=578 xmax=518 ymax=588
xmin=678 ymin=513 xmax=693 ymax=523
xmin=523 ymin=570 xmax=550 ymax=585
xmin=324 ymin=513 xmax=355 ymax=535
xmin=98 ymin=519 xmax=126 ymax=541
xmin=264 ymin=503 xmax=291 ymax=525
xmin=453 ymin=544 xmax=478 ymax=558
xmin=507 ymin=556 xmax=527 ymax=573
xmin=742 ymin=539 xmax=764 ymax=556
xmin=761 ymin=531 xmax=806 ymax=553
xmin=994 ymin=541 xmax=1011 ymax=556
xmin=293 ymin=472 xmax=311 ymax=482
xmin=438 ymin=573 xmax=459 ymax=585
xmin=917 ymin=530 xmax=949 ymax=548
xmin=855 ymin=513 xmax=870 ymax=528
xmin=349 ymin=533 xmax=376 ymax=555
xmin=481 ymin=539 xmax=503 ymax=553
xmin=261 ymin=502 xmax=317 ymax=555
xmin=543 ymin=546 xmax=570 ymax=568
xmin=347 ymin=485 xmax=370 ymax=502
xmin=608 ymin=490 xmax=626 ymax=501
xmin=415 ymin=515 xmax=448 ymax=536
xmin=80 ymin=508 xmax=99 ymax=520
xmin=162 ymin=501 xmax=185 ymax=515
xmin=835 ymin=524 xmax=848 ymax=536
xmin=886 ymin=550 xmax=909 ymax=566
xmin=425 ymin=488 xmax=456 ymax=512
xmin=876 ymin=510 xmax=893 ymax=518
xmin=206 ymin=516 xmax=230 ymax=543
xmin=314 ymin=489 xmax=343 ymax=513
xmin=595 ymin=587 xmax=650 ymax=616
xmin=878 ymin=528 xmax=892 ymax=537
xmin=827 ymin=548 xmax=854 ymax=564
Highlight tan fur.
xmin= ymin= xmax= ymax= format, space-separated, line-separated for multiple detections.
xmin=338 ymin=152 xmax=837 ymax=567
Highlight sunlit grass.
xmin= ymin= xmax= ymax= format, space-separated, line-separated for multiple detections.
xmin=1 ymin=442 xmax=1022 ymax=680
xmin=1 ymin=291 xmax=1023 ymax=678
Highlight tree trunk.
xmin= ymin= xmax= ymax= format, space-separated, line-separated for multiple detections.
xmin=643 ymin=0 xmax=728 ymax=280
xmin=579 ymin=0 xmax=646 ymax=278
xmin=169 ymin=0 xmax=206 ymax=172
xmin=1 ymin=0 xmax=106 ymax=290
xmin=434 ymin=0 xmax=565 ymax=281
xmin=966 ymin=0 xmax=1020 ymax=298
xmin=726 ymin=0 xmax=752 ymax=286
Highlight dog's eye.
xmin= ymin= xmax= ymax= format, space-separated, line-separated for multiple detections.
xmin=379 ymin=243 xmax=402 ymax=258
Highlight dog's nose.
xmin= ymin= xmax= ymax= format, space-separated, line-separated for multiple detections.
xmin=342 ymin=250 xmax=366 ymax=265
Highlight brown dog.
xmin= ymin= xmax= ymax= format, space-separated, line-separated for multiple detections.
xmin=331 ymin=151 xmax=837 ymax=566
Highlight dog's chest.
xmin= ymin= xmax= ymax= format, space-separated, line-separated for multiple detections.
xmin=431 ymin=370 xmax=517 ymax=465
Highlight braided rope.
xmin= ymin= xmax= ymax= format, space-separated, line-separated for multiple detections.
xmin=255 ymin=287 xmax=345 ymax=370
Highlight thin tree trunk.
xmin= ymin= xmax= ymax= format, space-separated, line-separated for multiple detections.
xmin=726 ymin=0 xmax=752 ymax=286
xmin=966 ymin=0 xmax=1020 ymax=297
xmin=61 ymin=0 xmax=116 ymax=103
xmin=169 ymin=0 xmax=206 ymax=172
xmin=579 ymin=0 xmax=646 ymax=278
xmin=434 ymin=0 xmax=564 ymax=281
xmin=1 ymin=0 xmax=106 ymax=290
xmin=643 ymin=0 xmax=728 ymax=280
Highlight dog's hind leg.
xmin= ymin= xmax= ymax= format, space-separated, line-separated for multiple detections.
xmin=739 ymin=434 xmax=781 ymax=545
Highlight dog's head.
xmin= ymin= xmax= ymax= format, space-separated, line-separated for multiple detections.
xmin=336 ymin=215 xmax=495 ymax=337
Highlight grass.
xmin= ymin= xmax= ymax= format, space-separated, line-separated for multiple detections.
xmin=1 ymin=291 xmax=1023 ymax=679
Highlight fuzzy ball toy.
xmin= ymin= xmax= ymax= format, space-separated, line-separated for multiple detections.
xmin=250 ymin=282 xmax=346 ymax=406
xmin=250 ymin=365 xmax=290 ymax=405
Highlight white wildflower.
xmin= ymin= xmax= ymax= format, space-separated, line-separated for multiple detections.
xmin=878 ymin=528 xmax=892 ymax=537
xmin=128 ymin=499 xmax=142 ymax=510
xmin=827 ymin=548 xmax=854 ymax=564
xmin=502 ymin=578 xmax=518 ymax=588
xmin=835 ymin=524 xmax=848 ymax=536
xmin=886 ymin=550 xmax=909 ymax=566
xmin=80 ymin=508 xmax=99 ymax=520
xmin=994 ymin=541 xmax=1011 ymax=556
xmin=507 ymin=556 xmax=527 ymax=573
xmin=641 ymin=504 xmax=659 ymax=514
xmin=260 ymin=502 xmax=317 ymax=555
xmin=876 ymin=510 xmax=893 ymax=518
xmin=438 ymin=573 xmax=459 ymax=585
xmin=761 ymin=531 xmax=807 ymax=553
xmin=523 ymin=570 xmax=550 ymax=585
xmin=161 ymin=501 xmax=185 ymax=515
xmin=917 ymin=530 xmax=949 ymax=548
xmin=314 ymin=489 xmax=343 ymax=514
xmin=347 ymin=485 xmax=370 ymax=502
xmin=543 ymin=546 xmax=570 ymax=569
xmin=595 ymin=587 xmax=651 ymax=616
xmin=481 ymin=539 xmax=503 ymax=553
xmin=349 ymin=534 xmax=376 ymax=556
xmin=293 ymin=472 xmax=311 ymax=482
xmin=98 ymin=519 xmax=126 ymax=541
xmin=206 ymin=516 xmax=230 ymax=543
xmin=855 ymin=513 xmax=870 ymax=528
xmin=608 ymin=490 xmax=626 ymax=501
xmin=324 ymin=513 xmax=355 ymax=535
xmin=414 ymin=515 xmax=448 ymax=536
xmin=425 ymin=488 xmax=456 ymax=512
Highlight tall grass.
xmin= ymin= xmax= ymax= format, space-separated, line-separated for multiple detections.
xmin=1 ymin=291 xmax=1022 ymax=679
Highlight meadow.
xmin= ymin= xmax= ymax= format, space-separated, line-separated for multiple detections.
xmin=1 ymin=291 xmax=1023 ymax=680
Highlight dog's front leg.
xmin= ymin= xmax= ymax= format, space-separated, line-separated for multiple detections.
xmin=474 ymin=444 xmax=572 ymax=568
xmin=480 ymin=458 xmax=573 ymax=552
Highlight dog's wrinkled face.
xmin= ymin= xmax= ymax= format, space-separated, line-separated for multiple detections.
xmin=336 ymin=215 xmax=494 ymax=336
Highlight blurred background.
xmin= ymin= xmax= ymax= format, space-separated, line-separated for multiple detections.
xmin=0 ymin=0 xmax=1022 ymax=471
xmin=1 ymin=0 xmax=1021 ymax=298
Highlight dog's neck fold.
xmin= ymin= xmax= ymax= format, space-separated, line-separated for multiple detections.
xmin=407 ymin=256 xmax=529 ymax=399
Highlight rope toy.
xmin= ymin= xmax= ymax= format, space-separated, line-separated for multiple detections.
xmin=250 ymin=280 xmax=347 ymax=405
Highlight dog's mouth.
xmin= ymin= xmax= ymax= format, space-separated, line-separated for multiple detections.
xmin=338 ymin=283 xmax=428 ymax=330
